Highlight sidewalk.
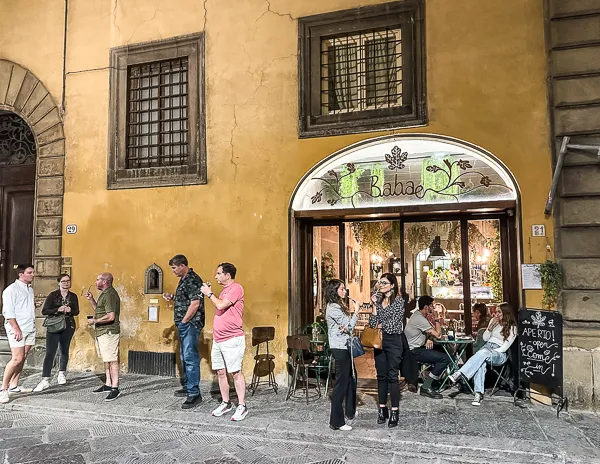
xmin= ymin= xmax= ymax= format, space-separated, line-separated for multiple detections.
xmin=2 ymin=371 xmax=600 ymax=464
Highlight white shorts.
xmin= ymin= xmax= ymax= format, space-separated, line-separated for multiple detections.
xmin=5 ymin=326 xmax=35 ymax=348
xmin=211 ymin=335 xmax=245 ymax=372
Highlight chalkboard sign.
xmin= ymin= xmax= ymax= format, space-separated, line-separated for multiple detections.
xmin=518 ymin=309 xmax=563 ymax=391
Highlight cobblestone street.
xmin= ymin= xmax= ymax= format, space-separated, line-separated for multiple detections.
xmin=0 ymin=372 xmax=598 ymax=464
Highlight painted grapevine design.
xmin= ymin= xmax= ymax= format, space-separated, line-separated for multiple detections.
xmin=310 ymin=146 xmax=511 ymax=208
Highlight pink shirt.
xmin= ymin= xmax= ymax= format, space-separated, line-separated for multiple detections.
xmin=213 ymin=282 xmax=244 ymax=343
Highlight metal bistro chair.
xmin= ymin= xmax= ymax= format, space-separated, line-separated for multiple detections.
xmin=286 ymin=335 xmax=321 ymax=404
xmin=248 ymin=326 xmax=278 ymax=396
xmin=488 ymin=358 xmax=512 ymax=397
xmin=304 ymin=322 xmax=333 ymax=396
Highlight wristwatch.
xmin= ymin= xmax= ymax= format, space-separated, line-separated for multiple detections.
xmin=206 ymin=292 xmax=214 ymax=298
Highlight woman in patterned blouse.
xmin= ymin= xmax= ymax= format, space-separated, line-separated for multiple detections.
xmin=369 ymin=272 xmax=405 ymax=427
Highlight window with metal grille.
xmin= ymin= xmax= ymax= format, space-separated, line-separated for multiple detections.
xmin=321 ymin=29 xmax=402 ymax=114
xmin=299 ymin=2 xmax=426 ymax=138
xmin=127 ymin=58 xmax=189 ymax=169
xmin=108 ymin=33 xmax=206 ymax=189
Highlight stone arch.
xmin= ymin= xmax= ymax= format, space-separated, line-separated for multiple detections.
xmin=0 ymin=59 xmax=65 ymax=299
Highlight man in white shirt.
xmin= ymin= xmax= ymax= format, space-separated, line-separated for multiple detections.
xmin=0 ymin=264 xmax=36 ymax=403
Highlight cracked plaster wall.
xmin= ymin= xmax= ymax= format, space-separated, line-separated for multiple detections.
xmin=0 ymin=0 xmax=555 ymax=381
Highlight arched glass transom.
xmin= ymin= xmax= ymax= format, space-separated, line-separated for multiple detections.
xmin=292 ymin=135 xmax=518 ymax=211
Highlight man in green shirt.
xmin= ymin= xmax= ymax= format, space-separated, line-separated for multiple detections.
xmin=86 ymin=272 xmax=121 ymax=401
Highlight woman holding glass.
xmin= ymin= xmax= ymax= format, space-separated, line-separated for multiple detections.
xmin=369 ymin=272 xmax=405 ymax=428
xmin=325 ymin=279 xmax=360 ymax=431
xmin=448 ymin=302 xmax=517 ymax=406
xmin=33 ymin=274 xmax=79 ymax=392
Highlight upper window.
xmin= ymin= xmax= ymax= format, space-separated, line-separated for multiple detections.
xmin=109 ymin=34 xmax=205 ymax=189
xmin=298 ymin=2 xmax=426 ymax=138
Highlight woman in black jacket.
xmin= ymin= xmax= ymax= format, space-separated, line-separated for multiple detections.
xmin=33 ymin=274 xmax=79 ymax=392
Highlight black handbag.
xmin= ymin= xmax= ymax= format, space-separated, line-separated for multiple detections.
xmin=43 ymin=314 xmax=67 ymax=334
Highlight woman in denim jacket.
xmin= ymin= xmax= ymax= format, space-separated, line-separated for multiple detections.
xmin=325 ymin=279 xmax=360 ymax=431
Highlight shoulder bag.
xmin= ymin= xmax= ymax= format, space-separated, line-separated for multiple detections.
xmin=346 ymin=336 xmax=365 ymax=358
xmin=43 ymin=314 xmax=67 ymax=334
xmin=361 ymin=326 xmax=383 ymax=349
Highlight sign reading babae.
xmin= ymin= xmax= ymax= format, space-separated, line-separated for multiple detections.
xmin=518 ymin=309 xmax=563 ymax=390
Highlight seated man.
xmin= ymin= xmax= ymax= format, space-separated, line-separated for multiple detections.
xmin=404 ymin=295 xmax=449 ymax=399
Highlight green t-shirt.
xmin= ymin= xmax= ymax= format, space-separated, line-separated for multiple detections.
xmin=95 ymin=286 xmax=121 ymax=337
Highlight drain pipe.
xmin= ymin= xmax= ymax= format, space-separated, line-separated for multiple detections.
xmin=60 ymin=0 xmax=69 ymax=114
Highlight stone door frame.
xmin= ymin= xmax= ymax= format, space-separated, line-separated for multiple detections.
xmin=0 ymin=59 xmax=65 ymax=314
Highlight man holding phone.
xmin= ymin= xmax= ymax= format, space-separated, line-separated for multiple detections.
xmin=164 ymin=254 xmax=204 ymax=409
xmin=201 ymin=263 xmax=248 ymax=421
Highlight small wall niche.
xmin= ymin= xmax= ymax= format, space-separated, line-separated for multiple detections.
xmin=144 ymin=264 xmax=163 ymax=294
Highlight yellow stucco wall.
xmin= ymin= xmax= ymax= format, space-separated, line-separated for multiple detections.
xmin=0 ymin=0 xmax=552 ymax=380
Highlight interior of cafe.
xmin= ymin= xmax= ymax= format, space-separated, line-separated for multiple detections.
xmin=311 ymin=218 xmax=504 ymax=383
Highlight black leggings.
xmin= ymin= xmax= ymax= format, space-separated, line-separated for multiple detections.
xmin=42 ymin=325 xmax=75 ymax=377
xmin=330 ymin=348 xmax=357 ymax=428
xmin=374 ymin=333 xmax=404 ymax=408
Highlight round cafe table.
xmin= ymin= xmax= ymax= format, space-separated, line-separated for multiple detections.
xmin=434 ymin=336 xmax=475 ymax=393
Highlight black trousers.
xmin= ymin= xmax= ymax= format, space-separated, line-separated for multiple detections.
xmin=374 ymin=333 xmax=404 ymax=408
xmin=330 ymin=348 xmax=357 ymax=428
xmin=42 ymin=325 xmax=75 ymax=377
xmin=411 ymin=346 xmax=450 ymax=378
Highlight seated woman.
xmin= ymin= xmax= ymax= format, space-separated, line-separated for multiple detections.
xmin=472 ymin=303 xmax=490 ymax=352
xmin=448 ymin=303 xmax=517 ymax=406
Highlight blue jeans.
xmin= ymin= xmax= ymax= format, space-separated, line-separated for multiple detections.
xmin=176 ymin=322 xmax=201 ymax=396
xmin=457 ymin=342 xmax=506 ymax=394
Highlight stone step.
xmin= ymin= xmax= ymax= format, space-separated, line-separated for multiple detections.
xmin=551 ymin=14 xmax=600 ymax=46
xmin=559 ymin=226 xmax=600 ymax=257
xmin=555 ymin=104 xmax=600 ymax=133
xmin=562 ymin=289 xmax=600 ymax=321
xmin=560 ymin=197 xmax=600 ymax=225
xmin=549 ymin=0 xmax=600 ymax=18
xmin=552 ymin=44 xmax=600 ymax=76
xmin=561 ymin=257 xmax=600 ymax=289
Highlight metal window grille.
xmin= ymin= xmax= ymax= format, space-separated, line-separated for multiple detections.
xmin=320 ymin=28 xmax=402 ymax=115
xmin=126 ymin=58 xmax=189 ymax=169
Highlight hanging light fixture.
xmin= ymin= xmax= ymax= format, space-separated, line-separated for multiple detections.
xmin=427 ymin=236 xmax=446 ymax=260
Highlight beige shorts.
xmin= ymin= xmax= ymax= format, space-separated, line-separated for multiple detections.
xmin=211 ymin=335 xmax=245 ymax=372
xmin=5 ymin=325 xmax=35 ymax=348
xmin=95 ymin=333 xmax=120 ymax=362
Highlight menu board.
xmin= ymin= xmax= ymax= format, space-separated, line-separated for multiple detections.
xmin=518 ymin=309 xmax=563 ymax=390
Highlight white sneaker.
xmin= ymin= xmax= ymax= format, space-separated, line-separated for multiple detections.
xmin=472 ymin=392 xmax=483 ymax=406
xmin=448 ymin=372 xmax=461 ymax=385
xmin=57 ymin=372 xmax=67 ymax=385
xmin=0 ymin=390 xmax=9 ymax=404
xmin=8 ymin=386 xmax=33 ymax=394
xmin=231 ymin=404 xmax=249 ymax=421
xmin=212 ymin=401 xmax=233 ymax=417
xmin=33 ymin=379 xmax=51 ymax=392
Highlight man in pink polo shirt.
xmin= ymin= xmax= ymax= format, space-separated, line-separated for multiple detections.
xmin=201 ymin=262 xmax=248 ymax=421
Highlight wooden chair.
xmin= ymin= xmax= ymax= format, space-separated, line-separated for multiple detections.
xmin=286 ymin=335 xmax=321 ymax=404
xmin=248 ymin=326 xmax=278 ymax=396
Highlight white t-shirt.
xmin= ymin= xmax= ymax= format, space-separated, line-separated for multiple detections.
xmin=2 ymin=279 xmax=35 ymax=333
xmin=405 ymin=310 xmax=433 ymax=350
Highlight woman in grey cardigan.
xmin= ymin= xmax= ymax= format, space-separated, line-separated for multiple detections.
xmin=325 ymin=279 xmax=360 ymax=431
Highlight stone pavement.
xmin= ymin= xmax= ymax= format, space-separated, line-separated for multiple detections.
xmin=0 ymin=371 xmax=599 ymax=464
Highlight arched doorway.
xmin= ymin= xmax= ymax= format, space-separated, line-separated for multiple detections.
xmin=0 ymin=59 xmax=66 ymax=342
xmin=0 ymin=112 xmax=36 ymax=307
xmin=289 ymin=134 xmax=522 ymax=386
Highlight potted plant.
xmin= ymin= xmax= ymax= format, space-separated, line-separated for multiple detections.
xmin=538 ymin=260 xmax=563 ymax=309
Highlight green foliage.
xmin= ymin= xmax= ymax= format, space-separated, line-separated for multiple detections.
xmin=321 ymin=252 xmax=337 ymax=281
xmin=446 ymin=222 xmax=486 ymax=256
xmin=405 ymin=224 xmax=432 ymax=253
xmin=339 ymin=165 xmax=365 ymax=204
xmin=539 ymin=260 xmax=563 ymax=309
xmin=422 ymin=157 xmax=459 ymax=201
xmin=351 ymin=222 xmax=391 ymax=255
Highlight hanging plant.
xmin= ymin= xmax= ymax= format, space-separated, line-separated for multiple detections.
xmin=405 ymin=224 xmax=432 ymax=253
xmin=539 ymin=260 xmax=563 ymax=309
xmin=446 ymin=222 xmax=487 ymax=256
xmin=321 ymin=252 xmax=337 ymax=282
xmin=351 ymin=222 xmax=391 ymax=255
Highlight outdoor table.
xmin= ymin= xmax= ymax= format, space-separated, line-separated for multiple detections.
xmin=435 ymin=336 xmax=474 ymax=392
